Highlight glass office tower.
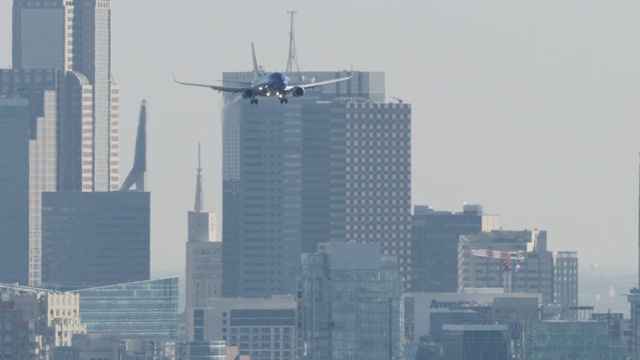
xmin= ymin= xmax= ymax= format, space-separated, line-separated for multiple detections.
xmin=298 ymin=242 xmax=404 ymax=360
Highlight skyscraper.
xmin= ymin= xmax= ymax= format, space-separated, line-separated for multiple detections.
xmin=221 ymin=70 xmax=414 ymax=296
xmin=0 ymin=70 xmax=58 ymax=286
xmin=12 ymin=0 xmax=119 ymax=191
xmin=186 ymin=145 xmax=221 ymax=308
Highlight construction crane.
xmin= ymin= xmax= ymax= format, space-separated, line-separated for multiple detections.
xmin=470 ymin=249 xmax=524 ymax=293
xmin=390 ymin=96 xmax=403 ymax=104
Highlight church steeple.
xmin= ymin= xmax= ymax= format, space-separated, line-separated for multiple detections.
xmin=194 ymin=143 xmax=204 ymax=212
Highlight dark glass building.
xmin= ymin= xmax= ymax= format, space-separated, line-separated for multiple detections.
xmin=442 ymin=324 xmax=509 ymax=360
xmin=41 ymin=191 xmax=150 ymax=289
xmin=410 ymin=205 xmax=486 ymax=292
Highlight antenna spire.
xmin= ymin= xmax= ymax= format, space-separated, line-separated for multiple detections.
xmin=194 ymin=143 xmax=204 ymax=212
xmin=286 ymin=10 xmax=301 ymax=76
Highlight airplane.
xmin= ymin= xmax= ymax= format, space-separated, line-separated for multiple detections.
xmin=174 ymin=43 xmax=352 ymax=105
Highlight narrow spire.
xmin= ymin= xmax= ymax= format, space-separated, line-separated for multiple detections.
xmin=120 ymin=100 xmax=147 ymax=191
xmin=194 ymin=143 xmax=204 ymax=212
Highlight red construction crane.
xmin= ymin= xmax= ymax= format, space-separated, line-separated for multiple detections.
xmin=470 ymin=249 xmax=525 ymax=293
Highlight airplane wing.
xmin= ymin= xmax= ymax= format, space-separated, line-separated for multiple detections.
xmin=173 ymin=72 xmax=245 ymax=93
xmin=285 ymin=75 xmax=352 ymax=91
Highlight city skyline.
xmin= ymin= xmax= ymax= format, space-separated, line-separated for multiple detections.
xmin=1 ymin=1 xmax=638 ymax=272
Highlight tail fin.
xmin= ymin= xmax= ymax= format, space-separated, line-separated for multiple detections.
xmin=251 ymin=43 xmax=261 ymax=79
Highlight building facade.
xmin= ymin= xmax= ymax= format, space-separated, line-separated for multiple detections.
xmin=41 ymin=191 xmax=150 ymax=289
xmin=186 ymin=297 xmax=296 ymax=360
xmin=458 ymin=230 xmax=579 ymax=309
xmin=298 ymin=242 xmax=404 ymax=360
xmin=410 ymin=204 xmax=499 ymax=293
xmin=0 ymin=284 xmax=87 ymax=353
xmin=442 ymin=324 xmax=509 ymax=360
xmin=75 ymin=278 xmax=179 ymax=340
xmin=221 ymin=71 xmax=414 ymax=296
xmin=0 ymin=71 xmax=58 ymax=286
xmin=12 ymin=0 xmax=119 ymax=191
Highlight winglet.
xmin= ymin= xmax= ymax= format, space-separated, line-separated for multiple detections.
xmin=251 ymin=43 xmax=261 ymax=79
xmin=172 ymin=70 xmax=181 ymax=84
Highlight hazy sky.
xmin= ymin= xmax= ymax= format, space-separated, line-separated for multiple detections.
xmin=1 ymin=1 xmax=639 ymax=273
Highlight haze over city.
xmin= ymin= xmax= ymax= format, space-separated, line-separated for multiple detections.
xmin=1 ymin=0 xmax=638 ymax=273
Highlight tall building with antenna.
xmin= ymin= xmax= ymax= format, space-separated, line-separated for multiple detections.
xmin=220 ymin=13 xmax=412 ymax=297
xmin=186 ymin=144 xmax=220 ymax=308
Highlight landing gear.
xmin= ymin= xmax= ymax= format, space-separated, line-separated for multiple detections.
xmin=250 ymin=98 xmax=258 ymax=105
xmin=279 ymin=97 xmax=288 ymax=104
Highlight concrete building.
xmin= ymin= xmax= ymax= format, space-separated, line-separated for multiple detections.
xmin=41 ymin=191 xmax=150 ymax=289
xmin=553 ymin=251 xmax=579 ymax=314
xmin=298 ymin=242 xmax=404 ymax=360
xmin=221 ymin=70 xmax=413 ymax=297
xmin=12 ymin=0 xmax=119 ymax=191
xmin=0 ymin=73 xmax=58 ymax=286
xmin=186 ymin=145 xmax=221 ymax=308
xmin=411 ymin=204 xmax=499 ymax=293
xmin=405 ymin=290 xmax=542 ymax=343
xmin=186 ymin=296 xmax=296 ymax=360
xmin=0 ymin=283 xmax=87 ymax=357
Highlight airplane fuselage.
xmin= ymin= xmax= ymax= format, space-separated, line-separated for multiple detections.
xmin=251 ymin=72 xmax=287 ymax=97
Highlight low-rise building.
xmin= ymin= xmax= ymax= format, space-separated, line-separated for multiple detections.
xmin=187 ymin=296 xmax=295 ymax=360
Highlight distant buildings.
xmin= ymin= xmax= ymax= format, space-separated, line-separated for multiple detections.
xmin=75 ymin=278 xmax=179 ymax=340
xmin=442 ymin=324 xmax=510 ymax=360
xmin=12 ymin=0 xmax=120 ymax=191
xmin=186 ymin=297 xmax=296 ymax=360
xmin=458 ymin=230 xmax=578 ymax=312
xmin=186 ymin=145 xmax=221 ymax=308
xmin=0 ymin=284 xmax=87 ymax=359
xmin=41 ymin=191 xmax=150 ymax=289
xmin=298 ymin=242 xmax=405 ymax=360
xmin=411 ymin=204 xmax=499 ymax=293
xmin=221 ymin=70 xmax=413 ymax=296
xmin=1 ymin=0 xmax=123 ymax=287
xmin=0 ymin=71 xmax=58 ymax=286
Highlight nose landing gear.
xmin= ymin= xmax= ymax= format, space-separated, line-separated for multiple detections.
xmin=250 ymin=98 xmax=258 ymax=105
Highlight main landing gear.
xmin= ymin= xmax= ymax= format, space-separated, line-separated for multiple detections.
xmin=279 ymin=97 xmax=288 ymax=104
xmin=250 ymin=98 xmax=258 ymax=105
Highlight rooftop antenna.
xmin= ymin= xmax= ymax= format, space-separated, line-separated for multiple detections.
xmin=194 ymin=143 xmax=204 ymax=212
xmin=286 ymin=10 xmax=305 ymax=81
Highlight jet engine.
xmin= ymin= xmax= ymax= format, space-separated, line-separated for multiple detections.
xmin=242 ymin=88 xmax=255 ymax=99
xmin=292 ymin=86 xmax=305 ymax=98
